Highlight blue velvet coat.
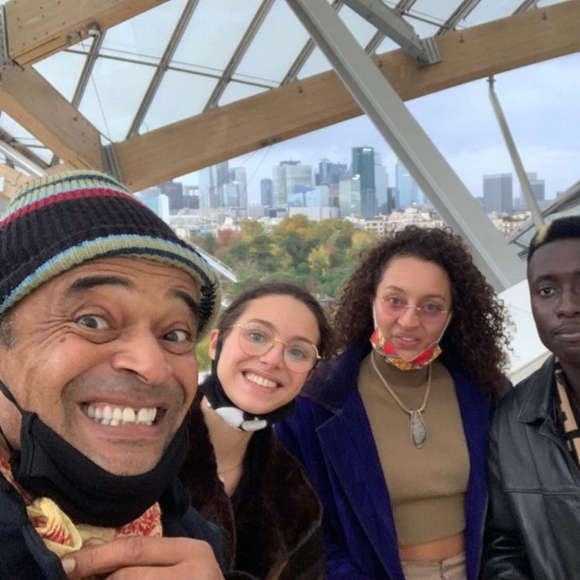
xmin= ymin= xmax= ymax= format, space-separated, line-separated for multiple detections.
xmin=275 ymin=343 xmax=489 ymax=580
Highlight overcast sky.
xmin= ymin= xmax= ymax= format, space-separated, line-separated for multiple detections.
xmin=178 ymin=51 xmax=580 ymax=206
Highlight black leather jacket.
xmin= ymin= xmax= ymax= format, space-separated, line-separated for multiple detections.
xmin=481 ymin=355 xmax=580 ymax=580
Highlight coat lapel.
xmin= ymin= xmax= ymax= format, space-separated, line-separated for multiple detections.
xmin=452 ymin=369 xmax=489 ymax=580
xmin=317 ymin=388 xmax=405 ymax=580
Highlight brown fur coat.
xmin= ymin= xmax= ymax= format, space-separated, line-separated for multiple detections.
xmin=179 ymin=400 xmax=326 ymax=580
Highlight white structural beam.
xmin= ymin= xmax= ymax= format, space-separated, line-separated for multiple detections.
xmin=341 ymin=0 xmax=439 ymax=66
xmin=0 ymin=139 xmax=46 ymax=177
xmin=285 ymin=0 xmax=525 ymax=291
xmin=487 ymin=76 xmax=544 ymax=230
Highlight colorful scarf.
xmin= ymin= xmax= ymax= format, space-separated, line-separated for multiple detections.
xmin=0 ymin=456 xmax=162 ymax=558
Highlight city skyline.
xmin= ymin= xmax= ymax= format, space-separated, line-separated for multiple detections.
xmin=176 ymin=52 xmax=580 ymax=206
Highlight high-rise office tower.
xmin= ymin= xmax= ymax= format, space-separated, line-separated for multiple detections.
xmin=316 ymin=158 xmax=348 ymax=186
xmin=260 ymin=178 xmax=273 ymax=206
xmin=272 ymin=161 xmax=313 ymax=205
xmin=526 ymin=172 xmax=546 ymax=202
xmin=483 ymin=173 xmax=513 ymax=214
xmin=199 ymin=161 xmax=230 ymax=209
xmin=227 ymin=166 xmax=247 ymax=208
xmin=339 ymin=173 xmax=361 ymax=218
xmin=374 ymin=152 xmax=388 ymax=213
xmin=352 ymin=147 xmax=376 ymax=218
xmin=395 ymin=160 xmax=420 ymax=208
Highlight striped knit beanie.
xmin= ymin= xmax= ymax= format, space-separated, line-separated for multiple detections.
xmin=0 ymin=170 xmax=221 ymax=336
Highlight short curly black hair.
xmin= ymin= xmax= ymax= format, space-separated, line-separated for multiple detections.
xmin=331 ymin=226 xmax=511 ymax=396
xmin=528 ymin=216 xmax=580 ymax=264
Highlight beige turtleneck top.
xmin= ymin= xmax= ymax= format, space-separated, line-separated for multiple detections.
xmin=358 ymin=350 xmax=470 ymax=545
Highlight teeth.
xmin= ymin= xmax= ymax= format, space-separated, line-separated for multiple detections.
xmin=122 ymin=408 xmax=136 ymax=423
xmin=83 ymin=404 xmax=158 ymax=427
xmin=246 ymin=372 xmax=277 ymax=389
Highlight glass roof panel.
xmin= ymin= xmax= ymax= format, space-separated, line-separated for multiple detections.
xmin=338 ymin=5 xmax=380 ymax=47
xmin=78 ymin=59 xmax=155 ymax=142
xmin=172 ymin=0 xmax=263 ymax=77
xmin=29 ymin=148 xmax=54 ymax=164
xmin=33 ymin=47 xmax=87 ymax=102
xmin=143 ymin=71 xmax=219 ymax=132
xmin=101 ymin=0 xmax=188 ymax=63
xmin=234 ymin=0 xmax=310 ymax=85
xmin=0 ymin=113 xmax=37 ymax=143
xmin=410 ymin=0 xmax=464 ymax=24
xmin=403 ymin=15 xmax=441 ymax=37
xmin=298 ymin=46 xmax=333 ymax=79
xmin=376 ymin=36 xmax=399 ymax=54
xmin=462 ymin=0 xmax=524 ymax=27
xmin=219 ymin=82 xmax=268 ymax=107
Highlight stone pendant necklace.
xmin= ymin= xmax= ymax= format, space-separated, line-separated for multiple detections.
xmin=371 ymin=352 xmax=432 ymax=449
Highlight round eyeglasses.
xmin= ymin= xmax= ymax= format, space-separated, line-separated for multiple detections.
xmin=232 ymin=323 xmax=321 ymax=373
xmin=380 ymin=296 xmax=450 ymax=323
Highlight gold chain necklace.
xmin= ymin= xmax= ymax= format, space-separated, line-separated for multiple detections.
xmin=371 ymin=351 xmax=432 ymax=448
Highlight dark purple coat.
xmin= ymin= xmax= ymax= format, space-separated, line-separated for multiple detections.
xmin=275 ymin=343 xmax=489 ymax=580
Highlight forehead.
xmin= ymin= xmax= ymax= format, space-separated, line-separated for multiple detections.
xmin=378 ymin=256 xmax=451 ymax=296
xmin=528 ymin=238 xmax=580 ymax=282
xmin=236 ymin=295 xmax=319 ymax=338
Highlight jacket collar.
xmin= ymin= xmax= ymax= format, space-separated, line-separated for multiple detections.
xmin=518 ymin=355 xmax=556 ymax=424
xmin=301 ymin=342 xmax=370 ymax=412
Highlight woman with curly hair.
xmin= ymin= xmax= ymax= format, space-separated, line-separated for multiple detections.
xmin=276 ymin=226 xmax=511 ymax=580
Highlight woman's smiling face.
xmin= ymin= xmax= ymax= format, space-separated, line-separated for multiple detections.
xmin=209 ymin=294 xmax=321 ymax=415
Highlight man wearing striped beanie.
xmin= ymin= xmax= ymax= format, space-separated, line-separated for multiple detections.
xmin=0 ymin=171 xmax=252 ymax=579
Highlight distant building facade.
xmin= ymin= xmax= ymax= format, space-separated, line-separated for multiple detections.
xmin=483 ymin=173 xmax=513 ymax=214
xmin=272 ymin=161 xmax=313 ymax=205
xmin=260 ymin=178 xmax=273 ymax=206
xmin=199 ymin=161 xmax=230 ymax=209
xmin=352 ymin=147 xmax=376 ymax=219
xmin=395 ymin=160 xmax=422 ymax=208
xmin=339 ymin=173 xmax=361 ymax=218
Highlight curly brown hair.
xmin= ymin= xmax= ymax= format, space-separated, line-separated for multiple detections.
xmin=332 ymin=226 xmax=511 ymax=396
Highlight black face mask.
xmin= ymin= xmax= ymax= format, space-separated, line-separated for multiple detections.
xmin=200 ymin=348 xmax=295 ymax=432
xmin=0 ymin=379 xmax=189 ymax=528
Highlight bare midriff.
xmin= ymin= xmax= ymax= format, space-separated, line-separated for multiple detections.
xmin=399 ymin=532 xmax=464 ymax=562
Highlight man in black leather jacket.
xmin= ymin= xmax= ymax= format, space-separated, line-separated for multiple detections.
xmin=481 ymin=216 xmax=580 ymax=580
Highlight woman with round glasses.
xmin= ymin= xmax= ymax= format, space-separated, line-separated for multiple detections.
xmin=179 ymin=282 xmax=333 ymax=580
xmin=276 ymin=227 xmax=510 ymax=580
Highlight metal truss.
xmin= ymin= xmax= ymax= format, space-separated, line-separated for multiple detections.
xmin=282 ymin=0 xmax=343 ymax=85
xmin=126 ymin=0 xmax=202 ymax=138
xmin=514 ymin=0 xmax=539 ymax=14
xmin=437 ymin=0 xmax=482 ymax=35
xmin=204 ymin=0 xmax=275 ymax=110
xmin=487 ymin=76 xmax=544 ymax=229
xmin=341 ymin=0 xmax=440 ymax=66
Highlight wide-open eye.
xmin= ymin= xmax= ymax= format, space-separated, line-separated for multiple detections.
xmin=163 ymin=329 xmax=191 ymax=343
xmin=76 ymin=315 xmax=110 ymax=330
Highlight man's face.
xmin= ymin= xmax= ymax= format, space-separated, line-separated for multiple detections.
xmin=0 ymin=257 xmax=200 ymax=476
xmin=528 ymin=238 xmax=580 ymax=367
